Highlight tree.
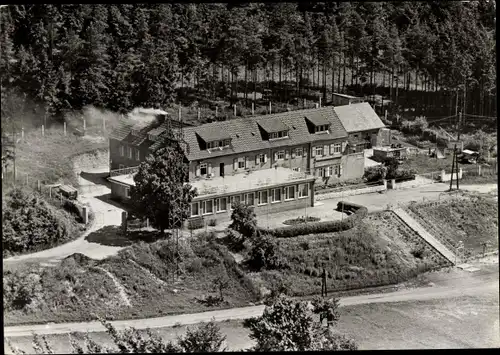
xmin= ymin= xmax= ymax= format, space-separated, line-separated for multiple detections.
xmin=228 ymin=201 xmax=258 ymax=239
xmin=247 ymin=234 xmax=288 ymax=271
xmin=177 ymin=320 xmax=227 ymax=352
xmin=244 ymin=294 xmax=357 ymax=351
xmin=212 ymin=264 xmax=230 ymax=301
xmin=130 ymin=141 xmax=197 ymax=233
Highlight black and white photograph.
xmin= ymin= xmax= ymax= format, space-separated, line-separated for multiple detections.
xmin=1 ymin=2 xmax=498 ymax=352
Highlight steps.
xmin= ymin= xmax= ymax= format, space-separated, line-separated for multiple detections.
xmin=392 ymin=208 xmax=458 ymax=264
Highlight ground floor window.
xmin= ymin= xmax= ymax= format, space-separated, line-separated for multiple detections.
xmin=230 ymin=195 xmax=242 ymax=209
xmin=201 ymin=200 xmax=213 ymax=215
xmin=191 ymin=202 xmax=199 ymax=217
xmin=246 ymin=193 xmax=254 ymax=206
xmin=271 ymin=188 xmax=281 ymax=203
xmin=215 ymin=198 xmax=227 ymax=212
xmin=125 ymin=187 xmax=130 ymax=198
xmin=317 ymin=167 xmax=325 ymax=177
xmin=284 ymin=185 xmax=295 ymax=200
xmin=298 ymin=183 xmax=309 ymax=198
xmin=258 ymin=190 xmax=268 ymax=205
xmin=200 ymin=163 xmax=207 ymax=175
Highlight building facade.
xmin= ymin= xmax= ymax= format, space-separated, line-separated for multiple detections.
xmin=108 ymin=106 xmax=374 ymax=221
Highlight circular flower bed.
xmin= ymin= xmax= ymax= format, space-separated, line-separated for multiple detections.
xmin=282 ymin=216 xmax=321 ymax=226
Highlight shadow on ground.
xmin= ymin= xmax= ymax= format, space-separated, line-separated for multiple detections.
xmin=95 ymin=193 xmax=135 ymax=212
xmin=85 ymin=225 xmax=166 ymax=247
xmin=80 ymin=171 xmax=111 ymax=188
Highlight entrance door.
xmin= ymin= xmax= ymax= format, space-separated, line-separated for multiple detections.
xmin=220 ymin=163 xmax=225 ymax=177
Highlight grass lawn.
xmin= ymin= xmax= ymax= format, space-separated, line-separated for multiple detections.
xmin=13 ymin=128 xmax=108 ymax=188
xmin=3 ymin=236 xmax=260 ymax=326
xmin=400 ymin=154 xmax=455 ymax=174
xmin=406 ymin=195 xmax=498 ymax=255
xmin=253 ymin=214 xmax=450 ymax=297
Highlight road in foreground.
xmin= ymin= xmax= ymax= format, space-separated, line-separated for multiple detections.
xmin=5 ymin=277 xmax=498 ymax=352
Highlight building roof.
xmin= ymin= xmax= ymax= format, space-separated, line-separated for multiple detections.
xmin=256 ymin=117 xmax=289 ymax=133
xmin=180 ymin=106 xmax=348 ymax=161
xmin=332 ymin=93 xmax=362 ymax=100
xmin=109 ymin=118 xmax=185 ymax=147
xmin=195 ymin=125 xmax=233 ymax=142
xmin=334 ymin=102 xmax=385 ymax=133
xmin=305 ymin=111 xmax=331 ymax=127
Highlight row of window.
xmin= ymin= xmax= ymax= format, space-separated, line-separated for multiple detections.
xmin=269 ymin=130 xmax=289 ymax=139
xmin=190 ymin=183 xmax=310 ymax=217
xmin=207 ymin=139 xmax=231 ymax=150
xmin=315 ymin=124 xmax=330 ymax=133
xmin=317 ymin=164 xmax=342 ymax=177
xmin=119 ymin=145 xmax=140 ymax=161
xmin=312 ymin=143 xmax=342 ymax=157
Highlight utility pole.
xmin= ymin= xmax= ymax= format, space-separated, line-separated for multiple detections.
xmin=457 ymin=112 xmax=462 ymax=141
xmin=450 ymin=144 xmax=456 ymax=191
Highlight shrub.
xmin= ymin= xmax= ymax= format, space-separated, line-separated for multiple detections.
xmin=283 ymin=216 xmax=321 ymax=226
xmin=247 ymin=235 xmax=289 ymax=271
xmin=363 ymin=165 xmax=387 ymax=182
xmin=229 ymin=202 xmax=258 ymax=239
xmin=2 ymin=189 xmax=77 ymax=256
xmin=208 ymin=218 xmax=217 ymax=227
xmin=187 ymin=258 xmax=204 ymax=273
xmin=188 ymin=218 xmax=204 ymax=230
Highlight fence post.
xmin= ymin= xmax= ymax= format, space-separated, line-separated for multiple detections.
xmin=146 ymin=218 xmax=149 ymax=229
xmin=26 ymin=174 xmax=28 ymax=186
xmin=82 ymin=206 xmax=89 ymax=224
xmin=64 ymin=121 xmax=67 ymax=136
xmin=37 ymin=180 xmax=41 ymax=191
xmin=103 ymin=116 xmax=106 ymax=131
xmin=83 ymin=119 xmax=86 ymax=132
xmin=198 ymin=108 xmax=201 ymax=121
xmin=233 ymin=104 xmax=237 ymax=116
xmin=122 ymin=211 xmax=128 ymax=234
xmin=269 ymin=101 xmax=272 ymax=114
xmin=21 ymin=127 xmax=24 ymax=140
xmin=252 ymin=102 xmax=254 ymax=115
xmin=41 ymin=125 xmax=45 ymax=136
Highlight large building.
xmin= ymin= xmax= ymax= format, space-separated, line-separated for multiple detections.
xmin=107 ymin=105 xmax=387 ymax=222
xmin=334 ymin=102 xmax=388 ymax=152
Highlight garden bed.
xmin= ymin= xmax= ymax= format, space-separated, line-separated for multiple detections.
xmin=282 ymin=216 xmax=321 ymax=225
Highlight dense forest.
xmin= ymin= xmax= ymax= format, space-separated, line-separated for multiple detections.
xmin=0 ymin=2 xmax=496 ymax=129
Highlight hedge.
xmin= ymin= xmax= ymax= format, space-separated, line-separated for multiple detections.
xmin=259 ymin=202 xmax=368 ymax=238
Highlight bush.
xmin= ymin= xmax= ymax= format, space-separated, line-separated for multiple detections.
xmin=2 ymin=189 xmax=77 ymax=256
xmin=247 ymin=235 xmax=289 ymax=271
xmin=188 ymin=218 xmax=204 ymax=230
xmin=363 ymin=166 xmax=387 ymax=182
xmin=283 ymin=216 xmax=321 ymax=225
xmin=208 ymin=218 xmax=217 ymax=227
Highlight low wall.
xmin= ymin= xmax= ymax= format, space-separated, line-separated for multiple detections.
xmin=315 ymin=182 xmax=386 ymax=201
xmin=440 ymin=168 xmax=462 ymax=182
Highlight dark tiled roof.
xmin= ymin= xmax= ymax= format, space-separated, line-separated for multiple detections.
xmin=181 ymin=107 xmax=348 ymax=161
xmin=304 ymin=111 xmax=330 ymax=126
xmin=196 ymin=125 xmax=232 ymax=142
xmin=334 ymin=102 xmax=385 ymax=133
xmin=109 ymin=118 xmax=186 ymax=147
xmin=256 ymin=117 xmax=289 ymax=133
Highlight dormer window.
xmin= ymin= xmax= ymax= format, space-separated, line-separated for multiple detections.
xmin=315 ymin=124 xmax=330 ymax=133
xmin=207 ymin=139 xmax=231 ymax=150
xmin=269 ymin=130 xmax=289 ymax=140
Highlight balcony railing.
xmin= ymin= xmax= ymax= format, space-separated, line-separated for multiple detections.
xmin=110 ymin=166 xmax=140 ymax=177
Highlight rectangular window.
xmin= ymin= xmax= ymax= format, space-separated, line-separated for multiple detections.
xmin=315 ymin=146 xmax=323 ymax=156
xmin=317 ymin=167 xmax=325 ymax=177
xmin=125 ymin=187 xmax=130 ymax=198
xmin=259 ymin=154 xmax=266 ymax=163
xmin=200 ymin=163 xmax=207 ymax=175
xmin=120 ymin=145 xmax=125 ymax=157
xmin=277 ymin=151 xmax=285 ymax=160
xmin=271 ymin=188 xmax=281 ymax=203
xmin=246 ymin=193 xmax=254 ymax=206
xmin=334 ymin=165 xmax=340 ymax=175
xmin=135 ymin=149 xmax=140 ymax=161
xmin=128 ymin=147 xmax=133 ymax=159
xmin=298 ymin=184 xmax=309 ymax=198
xmin=285 ymin=185 xmax=296 ymax=200
xmin=295 ymin=148 xmax=303 ymax=157
xmin=191 ymin=202 xmax=199 ymax=217
xmin=259 ymin=190 xmax=268 ymax=205
xmin=203 ymin=200 xmax=213 ymax=215
xmin=332 ymin=143 xmax=341 ymax=154
xmin=223 ymin=139 xmax=231 ymax=147
xmin=238 ymin=157 xmax=245 ymax=169
xmin=230 ymin=195 xmax=241 ymax=209
xmin=216 ymin=197 xmax=227 ymax=212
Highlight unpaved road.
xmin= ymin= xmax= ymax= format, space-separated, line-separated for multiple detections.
xmin=4 ymin=266 xmax=498 ymax=338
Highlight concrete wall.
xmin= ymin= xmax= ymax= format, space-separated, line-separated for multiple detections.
xmin=109 ymin=139 xmax=149 ymax=171
xmin=110 ymin=181 xmax=131 ymax=201
xmin=315 ymin=181 xmax=387 ymax=201
xmin=440 ymin=168 xmax=463 ymax=182
xmin=190 ymin=181 xmax=314 ymax=223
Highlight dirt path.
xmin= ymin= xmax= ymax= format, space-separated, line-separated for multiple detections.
xmin=4 ymin=267 xmax=497 ymax=338
xmin=94 ymin=266 xmax=131 ymax=307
